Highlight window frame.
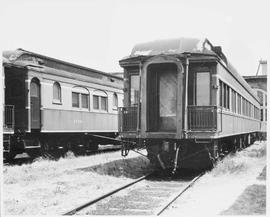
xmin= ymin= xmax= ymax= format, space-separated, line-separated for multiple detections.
xmin=92 ymin=90 xmax=108 ymax=112
xmin=129 ymin=74 xmax=140 ymax=106
xmin=72 ymin=92 xmax=80 ymax=108
xmin=113 ymin=93 xmax=118 ymax=110
xmin=219 ymin=80 xmax=230 ymax=110
xmin=71 ymin=86 xmax=90 ymax=110
xmin=53 ymin=82 xmax=62 ymax=104
xmin=195 ymin=71 xmax=211 ymax=106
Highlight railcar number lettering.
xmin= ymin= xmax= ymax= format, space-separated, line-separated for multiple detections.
xmin=74 ymin=119 xmax=83 ymax=124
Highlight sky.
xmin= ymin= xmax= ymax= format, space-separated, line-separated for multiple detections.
xmin=1 ymin=0 xmax=269 ymax=76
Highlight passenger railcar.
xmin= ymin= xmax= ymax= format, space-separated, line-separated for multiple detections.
xmin=118 ymin=38 xmax=262 ymax=170
xmin=3 ymin=49 xmax=123 ymax=159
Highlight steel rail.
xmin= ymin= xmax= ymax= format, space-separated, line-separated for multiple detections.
xmin=155 ymin=172 xmax=204 ymax=216
xmin=63 ymin=172 xmax=154 ymax=215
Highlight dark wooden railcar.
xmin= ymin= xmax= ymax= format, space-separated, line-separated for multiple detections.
xmin=118 ymin=38 xmax=262 ymax=170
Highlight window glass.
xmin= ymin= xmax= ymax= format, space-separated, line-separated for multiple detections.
xmin=223 ymin=83 xmax=226 ymax=108
xmin=196 ymin=72 xmax=210 ymax=106
xmin=219 ymin=80 xmax=223 ymax=107
xmin=261 ymin=109 xmax=264 ymax=121
xmin=242 ymin=99 xmax=245 ymax=115
xmin=53 ymin=82 xmax=61 ymax=102
xmin=237 ymin=94 xmax=241 ymax=114
xmin=72 ymin=92 xmax=79 ymax=108
xmin=81 ymin=94 xmax=89 ymax=109
xmin=30 ymin=81 xmax=39 ymax=97
xmin=130 ymin=75 xmax=140 ymax=105
xmin=113 ymin=93 xmax=118 ymax=107
xmin=226 ymin=86 xmax=230 ymax=109
xmin=232 ymin=90 xmax=235 ymax=112
xmin=233 ymin=91 xmax=236 ymax=113
xmin=101 ymin=96 xmax=107 ymax=111
xmin=93 ymin=95 xmax=99 ymax=109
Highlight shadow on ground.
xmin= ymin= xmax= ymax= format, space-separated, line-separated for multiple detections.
xmin=78 ymin=155 xmax=205 ymax=181
xmin=78 ymin=156 xmax=155 ymax=179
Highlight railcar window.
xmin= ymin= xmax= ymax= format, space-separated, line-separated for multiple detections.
xmin=219 ymin=80 xmax=223 ymax=107
xmin=72 ymin=92 xmax=80 ymax=108
xmin=237 ymin=94 xmax=241 ymax=114
xmin=81 ymin=94 xmax=89 ymax=109
xmin=93 ymin=92 xmax=108 ymax=111
xmin=219 ymin=80 xmax=230 ymax=110
xmin=93 ymin=95 xmax=99 ymax=109
xmin=113 ymin=93 xmax=118 ymax=108
xmin=101 ymin=96 xmax=108 ymax=111
xmin=244 ymin=99 xmax=247 ymax=116
xmin=247 ymin=101 xmax=249 ymax=116
xmin=249 ymin=102 xmax=251 ymax=117
xmin=226 ymin=85 xmax=230 ymax=109
xmin=255 ymin=107 xmax=256 ymax=119
xmin=130 ymin=75 xmax=140 ymax=106
xmin=196 ymin=72 xmax=210 ymax=106
xmin=223 ymin=82 xmax=226 ymax=108
xmin=232 ymin=90 xmax=236 ymax=113
xmin=30 ymin=82 xmax=39 ymax=97
xmin=72 ymin=86 xmax=89 ymax=109
xmin=242 ymin=98 xmax=245 ymax=116
xmin=53 ymin=82 xmax=61 ymax=103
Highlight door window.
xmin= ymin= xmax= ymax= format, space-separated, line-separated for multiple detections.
xmin=130 ymin=75 xmax=140 ymax=106
xmin=196 ymin=72 xmax=210 ymax=106
xmin=30 ymin=82 xmax=39 ymax=97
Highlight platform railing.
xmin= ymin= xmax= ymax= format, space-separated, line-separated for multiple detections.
xmin=188 ymin=106 xmax=217 ymax=131
xmin=118 ymin=106 xmax=138 ymax=132
xmin=3 ymin=105 xmax=15 ymax=131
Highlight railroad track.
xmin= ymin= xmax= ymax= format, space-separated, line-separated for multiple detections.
xmin=63 ymin=170 xmax=204 ymax=215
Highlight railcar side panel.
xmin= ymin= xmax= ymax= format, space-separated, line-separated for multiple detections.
xmin=217 ymin=111 xmax=260 ymax=137
xmin=42 ymin=109 xmax=118 ymax=132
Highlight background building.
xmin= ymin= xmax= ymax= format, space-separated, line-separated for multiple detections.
xmin=244 ymin=60 xmax=267 ymax=134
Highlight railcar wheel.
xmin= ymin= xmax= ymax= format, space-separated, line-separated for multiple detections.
xmin=89 ymin=142 xmax=99 ymax=152
xmin=70 ymin=143 xmax=86 ymax=156
xmin=26 ymin=139 xmax=41 ymax=159
xmin=4 ymin=151 xmax=17 ymax=161
xmin=40 ymin=141 xmax=50 ymax=156
xmin=238 ymin=137 xmax=244 ymax=150
xmin=243 ymin=135 xmax=248 ymax=148
xmin=232 ymin=138 xmax=238 ymax=153
xmin=85 ymin=138 xmax=99 ymax=153
xmin=213 ymin=141 xmax=220 ymax=160
xmin=247 ymin=134 xmax=251 ymax=147
xmin=27 ymin=149 xmax=41 ymax=159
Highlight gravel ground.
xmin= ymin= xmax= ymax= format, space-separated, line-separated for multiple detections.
xmin=164 ymin=141 xmax=267 ymax=216
xmin=3 ymin=150 xmax=153 ymax=215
